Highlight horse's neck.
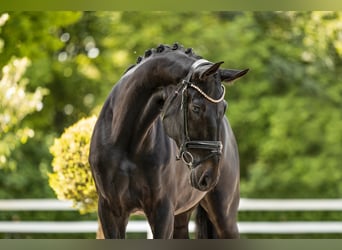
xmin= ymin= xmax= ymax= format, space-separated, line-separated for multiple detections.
xmin=110 ymin=55 xmax=193 ymax=153
xmin=125 ymin=53 xmax=194 ymax=87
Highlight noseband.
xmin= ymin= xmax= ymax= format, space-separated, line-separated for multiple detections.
xmin=162 ymin=59 xmax=225 ymax=170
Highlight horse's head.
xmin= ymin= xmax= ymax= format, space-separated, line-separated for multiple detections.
xmin=162 ymin=59 xmax=248 ymax=191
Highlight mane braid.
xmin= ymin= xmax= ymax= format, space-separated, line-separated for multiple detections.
xmin=123 ymin=43 xmax=201 ymax=74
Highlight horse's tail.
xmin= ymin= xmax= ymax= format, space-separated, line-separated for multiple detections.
xmin=195 ymin=204 xmax=218 ymax=238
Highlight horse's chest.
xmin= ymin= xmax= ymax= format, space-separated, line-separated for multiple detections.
xmin=119 ymin=166 xmax=206 ymax=215
xmin=112 ymin=167 xmax=161 ymax=211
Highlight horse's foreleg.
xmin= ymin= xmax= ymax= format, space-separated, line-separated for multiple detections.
xmin=215 ymin=193 xmax=240 ymax=239
xmin=96 ymin=218 xmax=104 ymax=239
xmin=98 ymin=195 xmax=129 ymax=239
xmin=146 ymin=199 xmax=174 ymax=239
xmin=200 ymin=191 xmax=240 ymax=239
xmin=173 ymin=210 xmax=193 ymax=239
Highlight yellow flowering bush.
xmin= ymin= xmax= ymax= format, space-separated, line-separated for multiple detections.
xmin=49 ymin=116 xmax=98 ymax=214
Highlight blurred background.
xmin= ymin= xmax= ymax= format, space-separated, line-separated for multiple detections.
xmin=0 ymin=11 xmax=341 ymax=239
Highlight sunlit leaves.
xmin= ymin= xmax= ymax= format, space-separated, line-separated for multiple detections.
xmin=0 ymin=58 xmax=47 ymax=169
xmin=49 ymin=116 xmax=98 ymax=214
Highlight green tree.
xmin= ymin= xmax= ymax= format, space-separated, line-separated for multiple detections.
xmin=224 ymin=12 xmax=342 ymax=198
xmin=0 ymin=12 xmax=84 ymax=198
xmin=1 ymin=11 xmax=342 ymax=203
xmin=0 ymin=13 xmax=48 ymax=171
xmin=0 ymin=57 xmax=47 ymax=170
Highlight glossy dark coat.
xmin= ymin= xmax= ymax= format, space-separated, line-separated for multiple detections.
xmin=89 ymin=44 xmax=248 ymax=238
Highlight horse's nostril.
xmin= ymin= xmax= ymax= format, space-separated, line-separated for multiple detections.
xmin=199 ymin=174 xmax=210 ymax=189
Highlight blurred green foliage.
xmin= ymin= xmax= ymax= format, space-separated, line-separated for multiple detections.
xmin=0 ymin=57 xmax=47 ymax=170
xmin=0 ymin=11 xmax=341 ymax=219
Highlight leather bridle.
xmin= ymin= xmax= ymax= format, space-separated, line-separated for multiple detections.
xmin=162 ymin=59 xmax=225 ymax=170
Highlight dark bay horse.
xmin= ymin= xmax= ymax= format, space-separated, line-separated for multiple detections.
xmin=89 ymin=43 xmax=248 ymax=239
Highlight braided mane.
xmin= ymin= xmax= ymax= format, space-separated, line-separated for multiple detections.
xmin=124 ymin=42 xmax=202 ymax=73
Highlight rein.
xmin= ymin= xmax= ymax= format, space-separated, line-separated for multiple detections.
xmin=162 ymin=59 xmax=225 ymax=170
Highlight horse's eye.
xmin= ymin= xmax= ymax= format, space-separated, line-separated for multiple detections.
xmin=192 ymin=104 xmax=201 ymax=113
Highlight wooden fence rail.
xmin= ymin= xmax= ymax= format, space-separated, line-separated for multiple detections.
xmin=1 ymin=199 xmax=342 ymax=238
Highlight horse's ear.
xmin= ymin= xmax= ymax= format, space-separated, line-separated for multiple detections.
xmin=199 ymin=61 xmax=224 ymax=80
xmin=220 ymin=68 xmax=249 ymax=84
